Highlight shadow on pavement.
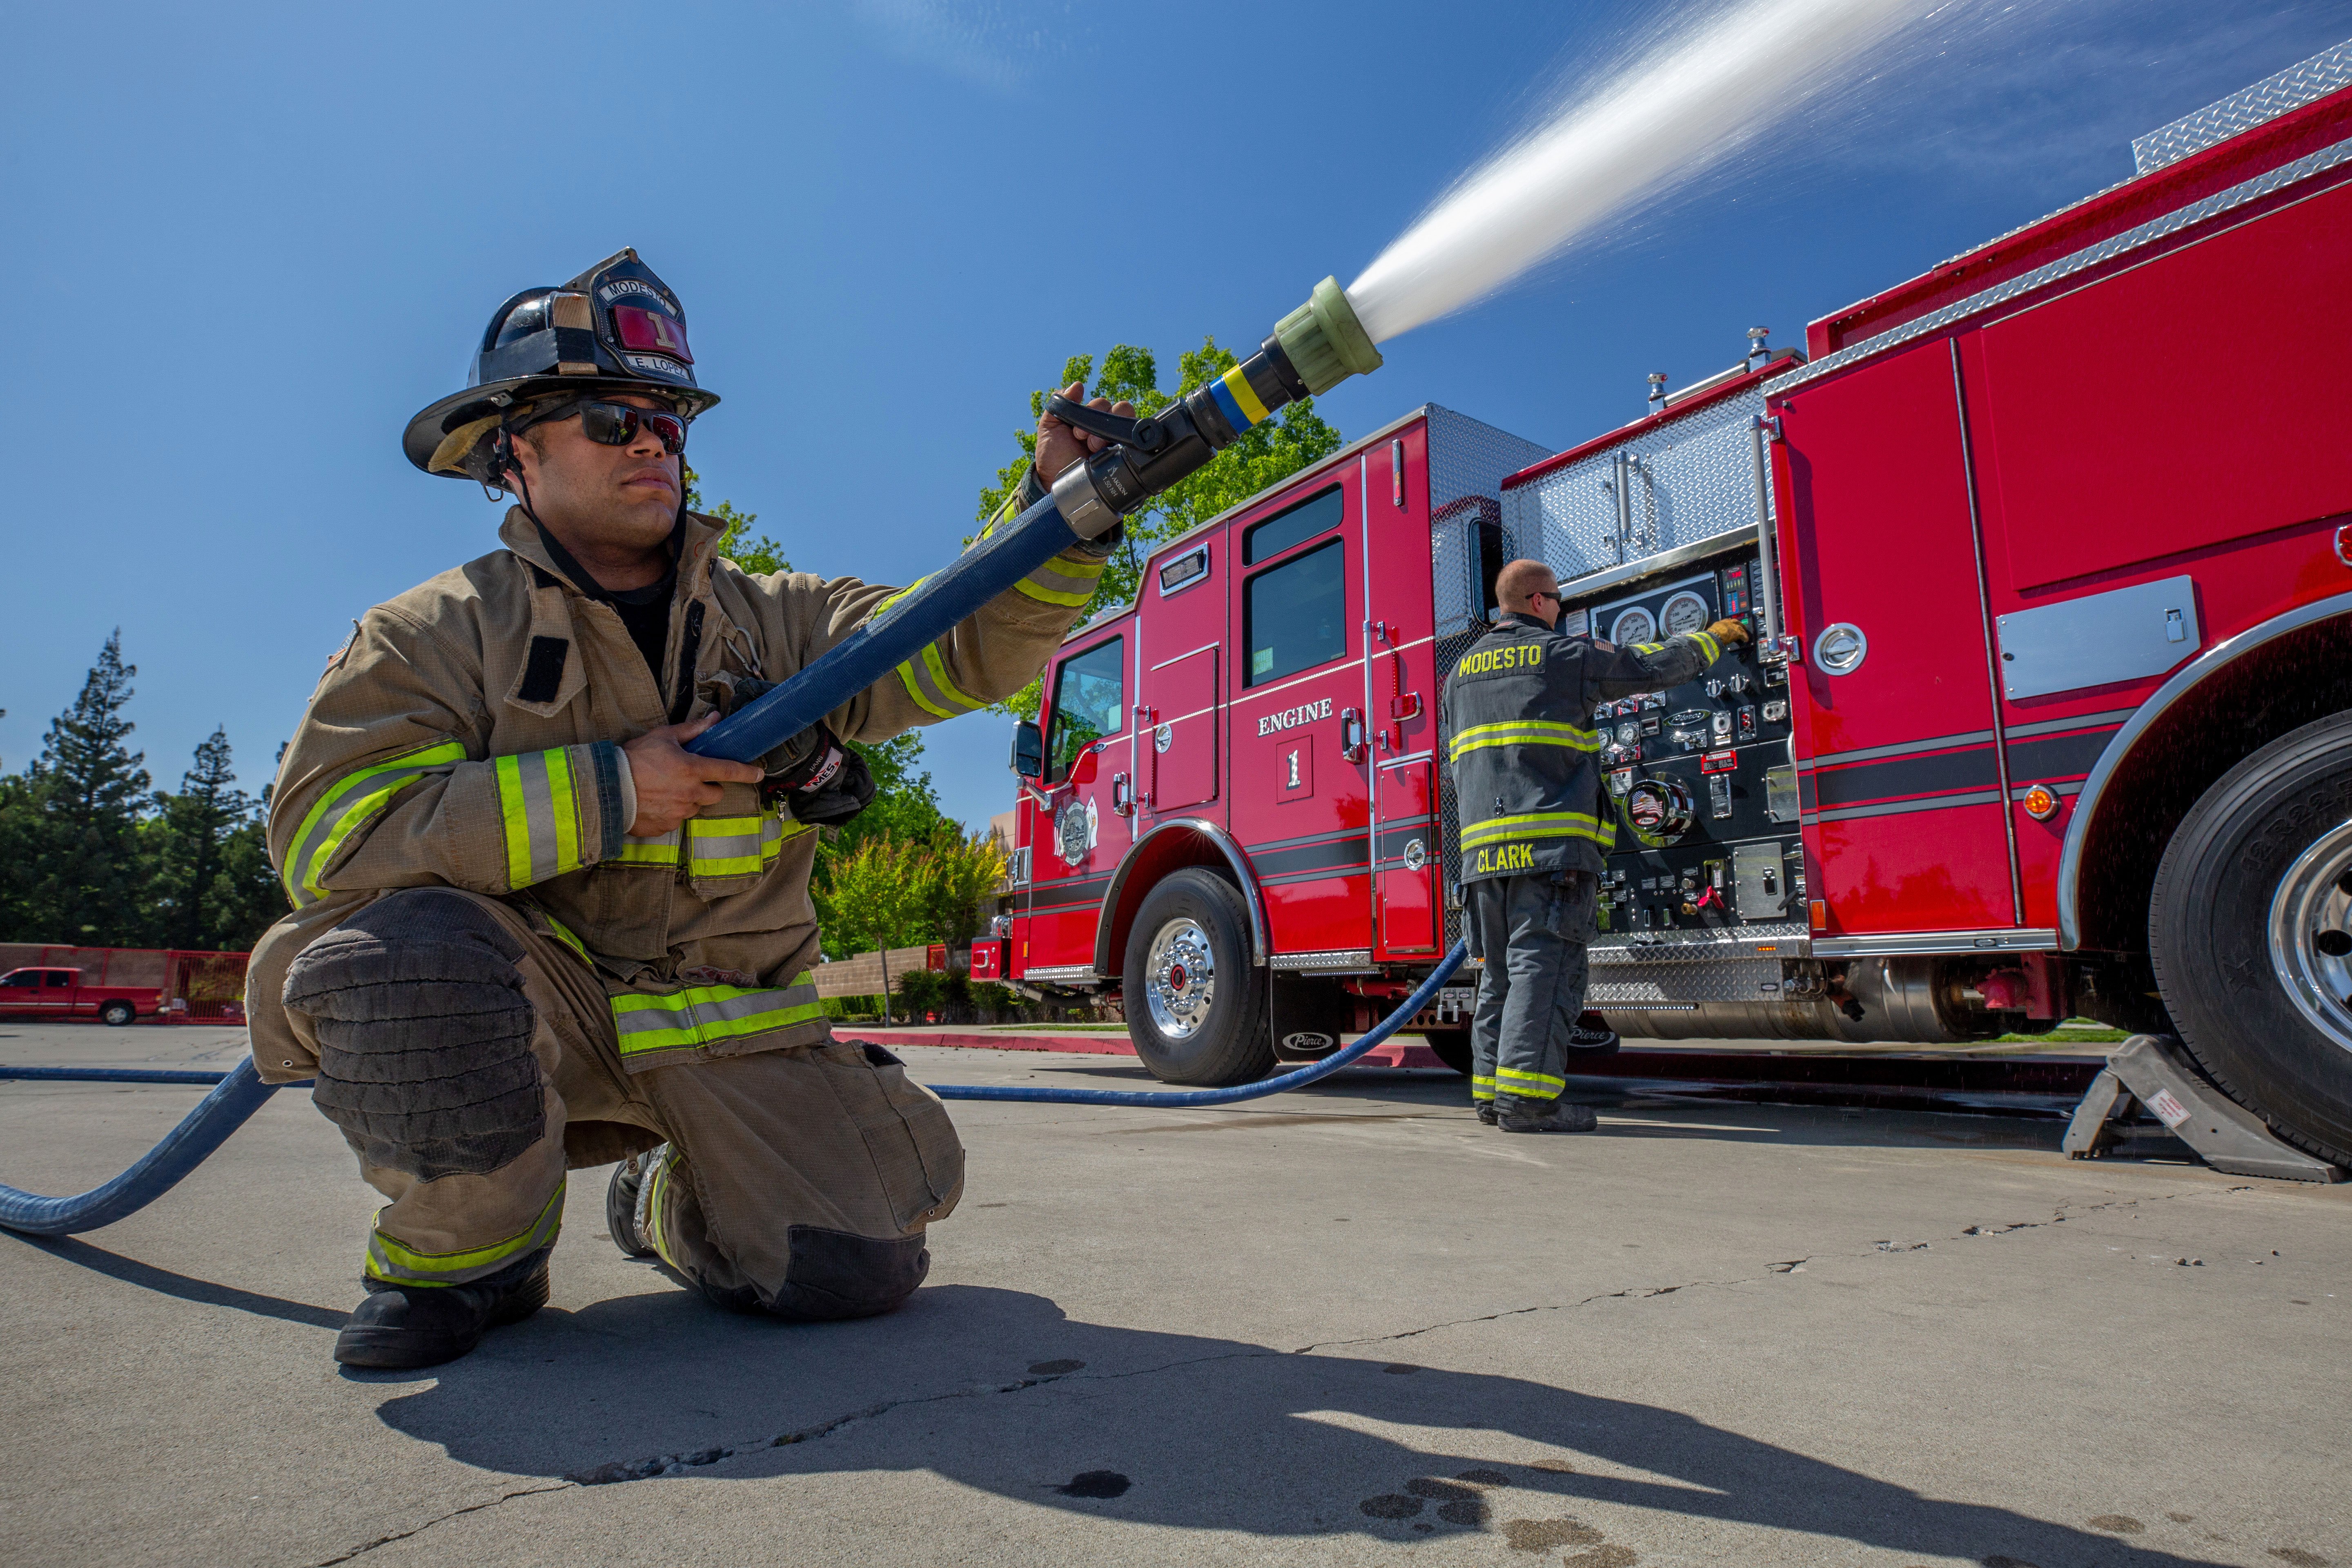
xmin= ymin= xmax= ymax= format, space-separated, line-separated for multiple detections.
xmin=369 ymin=1283 xmax=2227 ymax=1566
xmin=25 ymin=1235 xmax=348 ymax=1330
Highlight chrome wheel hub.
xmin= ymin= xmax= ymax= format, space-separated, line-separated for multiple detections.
xmin=1144 ymin=917 xmax=1216 ymax=1040
xmin=2268 ymin=815 xmax=2352 ymax=1057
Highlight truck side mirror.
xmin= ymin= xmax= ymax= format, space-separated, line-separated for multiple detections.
xmin=1011 ymin=721 xmax=1044 ymax=780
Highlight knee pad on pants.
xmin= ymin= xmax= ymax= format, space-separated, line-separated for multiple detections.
xmin=283 ymin=888 xmax=543 ymax=1181
xmin=695 ymin=1227 xmax=931 ymax=1322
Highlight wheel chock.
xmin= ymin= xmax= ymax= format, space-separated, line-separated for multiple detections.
xmin=2062 ymin=1034 xmax=2345 ymax=1183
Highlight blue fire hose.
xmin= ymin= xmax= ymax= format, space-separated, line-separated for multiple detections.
xmin=0 ymin=941 xmax=1466 ymax=1236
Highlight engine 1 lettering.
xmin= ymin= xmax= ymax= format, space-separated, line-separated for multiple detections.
xmin=1257 ymin=697 xmax=1334 ymax=737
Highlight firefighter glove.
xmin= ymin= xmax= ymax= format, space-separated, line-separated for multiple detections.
xmin=762 ymin=722 xmax=876 ymax=829
xmin=1706 ymin=617 xmax=1751 ymax=648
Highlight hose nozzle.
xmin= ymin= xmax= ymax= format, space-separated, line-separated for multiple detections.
xmin=1271 ymin=276 xmax=1383 ymax=396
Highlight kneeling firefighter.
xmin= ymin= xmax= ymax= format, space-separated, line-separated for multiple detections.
xmin=1443 ymin=559 xmax=1746 ymax=1133
xmin=251 ymin=249 xmax=1124 ymax=1368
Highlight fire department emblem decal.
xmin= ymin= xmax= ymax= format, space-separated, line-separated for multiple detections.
xmin=1403 ymin=838 xmax=1426 ymax=871
xmin=1154 ymin=723 xmax=1172 ymax=753
xmin=1056 ymin=797 xmax=1091 ymax=866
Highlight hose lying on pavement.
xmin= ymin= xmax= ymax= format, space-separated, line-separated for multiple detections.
xmin=0 ymin=940 xmax=1467 ymax=1237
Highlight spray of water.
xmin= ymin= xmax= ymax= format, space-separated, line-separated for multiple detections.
xmin=1346 ymin=0 xmax=1935 ymax=344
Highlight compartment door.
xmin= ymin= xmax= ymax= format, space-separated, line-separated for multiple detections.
xmin=1143 ymin=646 xmax=1219 ymax=813
xmin=1778 ymin=340 xmax=2016 ymax=936
xmin=1375 ymin=758 xmax=1439 ymax=954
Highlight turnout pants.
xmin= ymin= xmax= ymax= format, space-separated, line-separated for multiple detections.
xmin=278 ymin=887 xmax=963 ymax=1319
xmin=1463 ymin=869 xmax=1599 ymax=1110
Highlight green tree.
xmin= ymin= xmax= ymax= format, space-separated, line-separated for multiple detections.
xmin=146 ymin=727 xmax=285 ymax=951
xmin=11 ymin=633 xmax=152 ymax=945
xmin=975 ymin=338 xmax=1345 ymax=717
xmin=684 ymin=466 xmax=791 ymax=575
xmin=910 ymin=825 xmax=1006 ymax=947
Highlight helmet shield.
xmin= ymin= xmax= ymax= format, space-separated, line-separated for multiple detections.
xmin=404 ymin=246 xmax=719 ymax=479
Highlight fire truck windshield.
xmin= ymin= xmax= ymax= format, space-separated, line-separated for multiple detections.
xmin=1047 ymin=636 xmax=1125 ymax=780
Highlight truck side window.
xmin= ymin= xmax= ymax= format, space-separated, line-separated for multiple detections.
xmin=1243 ymin=486 xmax=1343 ymax=564
xmin=0 ymin=971 xmax=38 ymax=988
xmin=1047 ymin=636 xmax=1125 ymax=782
xmin=1244 ymin=537 xmax=1347 ymax=688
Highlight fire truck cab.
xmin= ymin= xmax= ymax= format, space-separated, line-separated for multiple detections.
xmin=1005 ymin=41 xmax=2352 ymax=1169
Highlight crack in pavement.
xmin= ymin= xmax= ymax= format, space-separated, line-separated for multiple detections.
xmin=312 ymin=1179 xmax=2256 ymax=1558
xmin=312 ymin=1483 xmax=572 ymax=1565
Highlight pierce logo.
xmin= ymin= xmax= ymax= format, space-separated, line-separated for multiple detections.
xmin=1257 ymin=697 xmax=1332 ymax=737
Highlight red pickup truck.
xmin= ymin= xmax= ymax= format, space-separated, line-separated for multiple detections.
xmin=0 ymin=967 xmax=162 ymax=1026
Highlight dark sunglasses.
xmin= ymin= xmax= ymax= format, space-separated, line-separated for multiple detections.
xmin=576 ymin=400 xmax=689 ymax=455
xmin=523 ymin=399 xmax=689 ymax=455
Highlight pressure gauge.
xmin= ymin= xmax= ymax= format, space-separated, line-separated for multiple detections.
xmin=1659 ymin=590 xmax=1710 ymax=639
xmin=1610 ymin=606 xmax=1657 ymax=645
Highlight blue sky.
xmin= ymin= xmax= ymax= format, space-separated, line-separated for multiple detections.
xmin=4 ymin=0 xmax=2347 ymax=833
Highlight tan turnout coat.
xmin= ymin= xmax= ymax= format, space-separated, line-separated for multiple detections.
xmin=250 ymin=496 xmax=1096 ymax=1085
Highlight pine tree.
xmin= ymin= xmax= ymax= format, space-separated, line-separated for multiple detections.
xmin=16 ymin=633 xmax=151 ymax=945
xmin=149 ymin=727 xmax=283 ymax=950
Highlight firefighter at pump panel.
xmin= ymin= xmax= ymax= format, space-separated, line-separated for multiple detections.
xmin=249 ymin=248 xmax=1131 ymax=1369
xmin=1441 ymin=559 xmax=1747 ymax=1133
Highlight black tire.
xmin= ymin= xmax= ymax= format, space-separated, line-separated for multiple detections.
xmin=2151 ymin=711 xmax=2352 ymax=1168
xmin=99 ymin=1000 xmax=135 ymax=1027
xmin=1422 ymin=1028 xmax=1474 ymax=1076
xmin=1122 ymin=869 xmax=1274 ymax=1086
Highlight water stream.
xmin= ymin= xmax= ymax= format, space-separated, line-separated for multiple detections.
xmin=1345 ymin=0 xmax=1939 ymax=343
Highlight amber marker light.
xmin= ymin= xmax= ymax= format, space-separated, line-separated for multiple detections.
xmin=2021 ymin=784 xmax=2060 ymax=821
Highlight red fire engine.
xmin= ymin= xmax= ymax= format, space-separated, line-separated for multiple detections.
xmin=999 ymin=44 xmax=2352 ymax=1166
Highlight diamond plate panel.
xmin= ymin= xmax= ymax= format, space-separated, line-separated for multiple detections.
xmin=1428 ymin=405 xmax=1549 ymax=639
xmin=1586 ymin=958 xmax=1789 ymax=1006
xmin=1502 ymin=386 xmax=1772 ymax=588
xmin=2134 ymin=38 xmax=2352 ymax=175
xmin=1590 ymin=921 xmax=1812 ymax=964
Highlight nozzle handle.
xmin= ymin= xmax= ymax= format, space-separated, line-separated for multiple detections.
xmin=1043 ymin=395 xmax=1167 ymax=454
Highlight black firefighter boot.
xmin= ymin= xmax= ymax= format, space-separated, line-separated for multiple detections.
xmin=334 ymin=1248 xmax=552 ymax=1369
xmin=1495 ymin=1095 xmax=1599 ymax=1134
xmin=605 ymin=1147 xmax=661 ymax=1258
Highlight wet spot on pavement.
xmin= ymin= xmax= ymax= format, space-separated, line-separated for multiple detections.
xmin=1361 ymin=1494 xmax=1423 ymax=1519
xmin=1054 ymin=1470 xmax=1129 ymax=1498
xmin=1563 ymin=1548 xmax=1637 ymax=1567
xmin=1027 ymin=1359 xmax=1084 ymax=1375
xmin=1437 ymin=1497 xmax=1489 ymax=1526
xmin=2167 ymin=1513 xmax=2196 ymax=1523
xmin=2089 ymin=1516 xmax=2145 ymax=1534
xmin=1457 ymin=1468 xmax=1513 ymax=1486
xmin=1501 ymin=1518 xmax=1604 ymax=1551
xmin=2269 ymin=1550 xmax=2331 ymax=1567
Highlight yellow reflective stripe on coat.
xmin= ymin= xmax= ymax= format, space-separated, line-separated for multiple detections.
xmin=895 ymin=639 xmax=989 ymax=719
xmin=543 ymin=915 xmax=592 ymax=967
xmin=1684 ymin=629 xmax=1722 ymax=664
xmin=366 ymin=1181 xmax=564 ymax=1287
xmin=617 ymin=829 xmax=681 ymax=866
xmin=686 ymin=813 xmax=787 ymax=878
xmin=609 ymin=980 xmax=827 ymax=1058
xmin=1016 ymin=550 xmax=1104 ymax=608
xmin=494 ymin=748 xmax=585 ymax=889
xmin=1458 ymin=810 xmax=1613 ymax=847
xmin=1448 ymin=719 xmax=1601 ymax=761
xmin=282 ymin=739 xmax=468 ymax=906
xmin=1495 ymin=1065 xmax=1567 ymax=1095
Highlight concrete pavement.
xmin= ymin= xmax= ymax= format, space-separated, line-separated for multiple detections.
xmin=1 ymin=1020 xmax=2345 ymax=1568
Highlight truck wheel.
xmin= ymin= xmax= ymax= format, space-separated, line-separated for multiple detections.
xmin=2151 ymin=710 xmax=2352 ymax=1168
xmin=1421 ymin=1028 xmax=1473 ymax=1076
xmin=1123 ymin=869 xmax=1274 ymax=1086
xmin=99 ymin=1000 xmax=135 ymax=1027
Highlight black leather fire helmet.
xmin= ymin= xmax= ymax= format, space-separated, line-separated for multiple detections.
xmin=403 ymin=247 xmax=721 ymax=482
